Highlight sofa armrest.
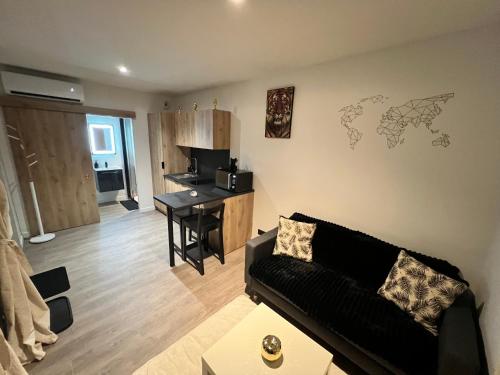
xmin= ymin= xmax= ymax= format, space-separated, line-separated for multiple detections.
xmin=244 ymin=227 xmax=278 ymax=285
xmin=438 ymin=290 xmax=481 ymax=375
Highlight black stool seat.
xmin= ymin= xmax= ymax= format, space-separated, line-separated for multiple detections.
xmin=48 ymin=296 xmax=73 ymax=334
xmin=183 ymin=214 xmax=220 ymax=232
xmin=173 ymin=207 xmax=197 ymax=223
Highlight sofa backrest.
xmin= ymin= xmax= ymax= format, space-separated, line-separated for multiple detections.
xmin=289 ymin=212 xmax=466 ymax=289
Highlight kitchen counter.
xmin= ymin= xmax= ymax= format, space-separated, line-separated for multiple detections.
xmin=164 ymin=172 xmax=215 ymax=188
xmin=155 ymin=173 xmax=254 ymax=256
xmin=164 ymin=172 xmax=253 ymax=197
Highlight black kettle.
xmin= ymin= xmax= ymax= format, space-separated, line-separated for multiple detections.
xmin=229 ymin=158 xmax=238 ymax=173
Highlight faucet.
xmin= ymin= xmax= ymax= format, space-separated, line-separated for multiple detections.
xmin=190 ymin=157 xmax=198 ymax=175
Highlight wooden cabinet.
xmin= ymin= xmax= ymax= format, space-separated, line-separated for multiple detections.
xmin=164 ymin=179 xmax=190 ymax=194
xmin=148 ymin=112 xmax=190 ymax=213
xmin=148 ymin=112 xmax=165 ymax=211
xmin=95 ymin=169 xmax=124 ymax=192
xmin=195 ymin=109 xmax=231 ymax=149
xmin=209 ymin=192 xmax=254 ymax=254
xmin=174 ymin=111 xmax=195 ymax=148
xmin=175 ymin=109 xmax=230 ymax=150
xmin=155 ymin=179 xmax=190 ymax=214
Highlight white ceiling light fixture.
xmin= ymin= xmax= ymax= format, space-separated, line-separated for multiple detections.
xmin=117 ymin=65 xmax=129 ymax=75
xmin=229 ymin=0 xmax=245 ymax=6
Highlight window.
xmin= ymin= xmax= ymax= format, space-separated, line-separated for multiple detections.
xmin=89 ymin=124 xmax=115 ymax=155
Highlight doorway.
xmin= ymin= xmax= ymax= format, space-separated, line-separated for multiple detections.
xmin=86 ymin=114 xmax=138 ymax=210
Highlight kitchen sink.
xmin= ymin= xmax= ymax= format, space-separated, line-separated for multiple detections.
xmin=176 ymin=173 xmax=198 ymax=179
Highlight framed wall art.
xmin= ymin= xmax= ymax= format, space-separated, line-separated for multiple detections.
xmin=265 ymin=86 xmax=295 ymax=138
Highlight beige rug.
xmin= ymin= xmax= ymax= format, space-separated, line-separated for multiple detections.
xmin=133 ymin=295 xmax=345 ymax=375
xmin=133 ymin=295 xmax=256 ymax=375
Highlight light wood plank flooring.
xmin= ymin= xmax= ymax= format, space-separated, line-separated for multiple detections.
xmin=24 ymin=203 xmax=246 ymax=375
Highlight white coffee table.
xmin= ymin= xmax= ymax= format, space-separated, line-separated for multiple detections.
xmin=202 ymin=302 xmax=333 ymax=375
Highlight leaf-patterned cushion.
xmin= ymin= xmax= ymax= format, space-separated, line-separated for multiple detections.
xmin=273 ymin=216 xmax=317 ymax=262
xmin=378 ymin=250 xmax=467 ymax=335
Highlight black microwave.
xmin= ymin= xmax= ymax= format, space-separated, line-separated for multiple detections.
xmin=215 ymin=169 xmax=253 ymax=192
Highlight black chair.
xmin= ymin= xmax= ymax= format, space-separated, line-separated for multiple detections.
xmin=30 ymin=267 xmax=73 ymax=334
xmin=180 ymin=203 xmax=225 ymax=275
xmin=0 ymin=266 xmax=73 ymax=337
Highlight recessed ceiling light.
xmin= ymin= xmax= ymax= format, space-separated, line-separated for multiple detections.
xmin=229 ymin=0 xmax=245 ymax=5
xmin=117 ymin=65 xmax=129 ymax=74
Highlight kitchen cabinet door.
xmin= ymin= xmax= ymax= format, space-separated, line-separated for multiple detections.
xmin=161 ymin=112 xmax=189 ymax=173
xmin=175 ymin=110 xmax=195 ymax=147
xmin=194 ymin=109 xmax=230 ymax=150
xmin=175 ymin=109 xmax=230 ymax=149
xmin=164 ymin=179 xmax=190 ymax=194
xmin=148 ymin=113 xmax=167 ymax=213
xmin=208 ymin=192 xmax=254 ymax=254
xmin=148 ymin=113 xmax=166 ymax=193
xmin=149 ymin=111 xmax=190 ymax=214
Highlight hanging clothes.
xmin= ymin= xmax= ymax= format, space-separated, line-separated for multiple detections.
xmin=0 ymin=179 xmax=57 ymax=368
xmin=0 ymin=329 xmax=26 ymax=375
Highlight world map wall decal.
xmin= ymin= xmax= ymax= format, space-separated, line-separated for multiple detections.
xmin=339 ymin=92 xmax=454 ymax=149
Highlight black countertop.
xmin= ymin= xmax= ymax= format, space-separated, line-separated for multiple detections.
xmin=155 ymin=173 xmax=253 ymax=210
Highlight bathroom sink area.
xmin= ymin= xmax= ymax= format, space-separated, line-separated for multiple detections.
xmin=94 ymin=167 xmax=122 ymax=172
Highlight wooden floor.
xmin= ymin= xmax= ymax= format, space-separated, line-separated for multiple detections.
xmin=24 ymin=203 xmax=246 ymax=375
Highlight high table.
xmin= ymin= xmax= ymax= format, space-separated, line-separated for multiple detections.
xmin=154 ymin=187 xmax=250 ymax=267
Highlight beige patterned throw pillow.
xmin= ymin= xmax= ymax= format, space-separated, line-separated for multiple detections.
xmin=378 ymin=250 xmax=467 ymax=335
xmin=273 ymin=216 xmax=317 ymax=262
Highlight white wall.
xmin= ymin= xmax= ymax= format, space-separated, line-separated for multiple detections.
xmin=171 ymin=23 xmax=500 ymax=295
xmin=173 ymin=24 xmax=500 ymax=369
xmin=81 ymin=81 xmax=167 ymax=211
xmin=479 ymin=226 xmax=500 ymax=374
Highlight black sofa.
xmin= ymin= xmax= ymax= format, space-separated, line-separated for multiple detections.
xmin=245 ymin=213 xmax=485 ymax=375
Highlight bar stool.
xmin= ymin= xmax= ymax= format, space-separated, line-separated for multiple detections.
xmin=180 ymin=203 xmax=225 ymax=275
xmin=172 ymin=207 xmax=197 ymax=259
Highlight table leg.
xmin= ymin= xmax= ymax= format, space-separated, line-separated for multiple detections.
xmin=167 ymin=206 xmax=175 ymax=267
xmin=201 ymin=358 xmax=213 ymax=375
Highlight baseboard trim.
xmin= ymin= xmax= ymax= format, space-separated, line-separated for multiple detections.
xmin=139 ymin=205 xmax=155 ymax=213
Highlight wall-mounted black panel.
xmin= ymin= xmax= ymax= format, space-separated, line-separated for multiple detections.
xmin=190 ymin=148 xmax=230 ymax=178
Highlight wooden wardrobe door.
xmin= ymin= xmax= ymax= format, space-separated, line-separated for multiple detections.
xmin=4 ymin=107 xmax=99 ymax=234
xmin=161 ymin=112 xmax=189 ymax=174
xmin=148 ymin=113 xmax=166 ymax=212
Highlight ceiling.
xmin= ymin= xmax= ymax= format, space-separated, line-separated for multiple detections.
xmin=1 ymin=0 xmax=499 ymax=94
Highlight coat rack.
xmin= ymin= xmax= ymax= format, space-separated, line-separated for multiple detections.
xmin=6 ymin=124 xmax=55 ymax=244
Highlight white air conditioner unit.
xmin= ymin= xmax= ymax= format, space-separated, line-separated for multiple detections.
xmin=0 ymin=71 xmax=84 ymax=103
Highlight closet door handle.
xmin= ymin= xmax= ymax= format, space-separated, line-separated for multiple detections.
xmin=161 ymin=162 xmax=165 ymax=169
